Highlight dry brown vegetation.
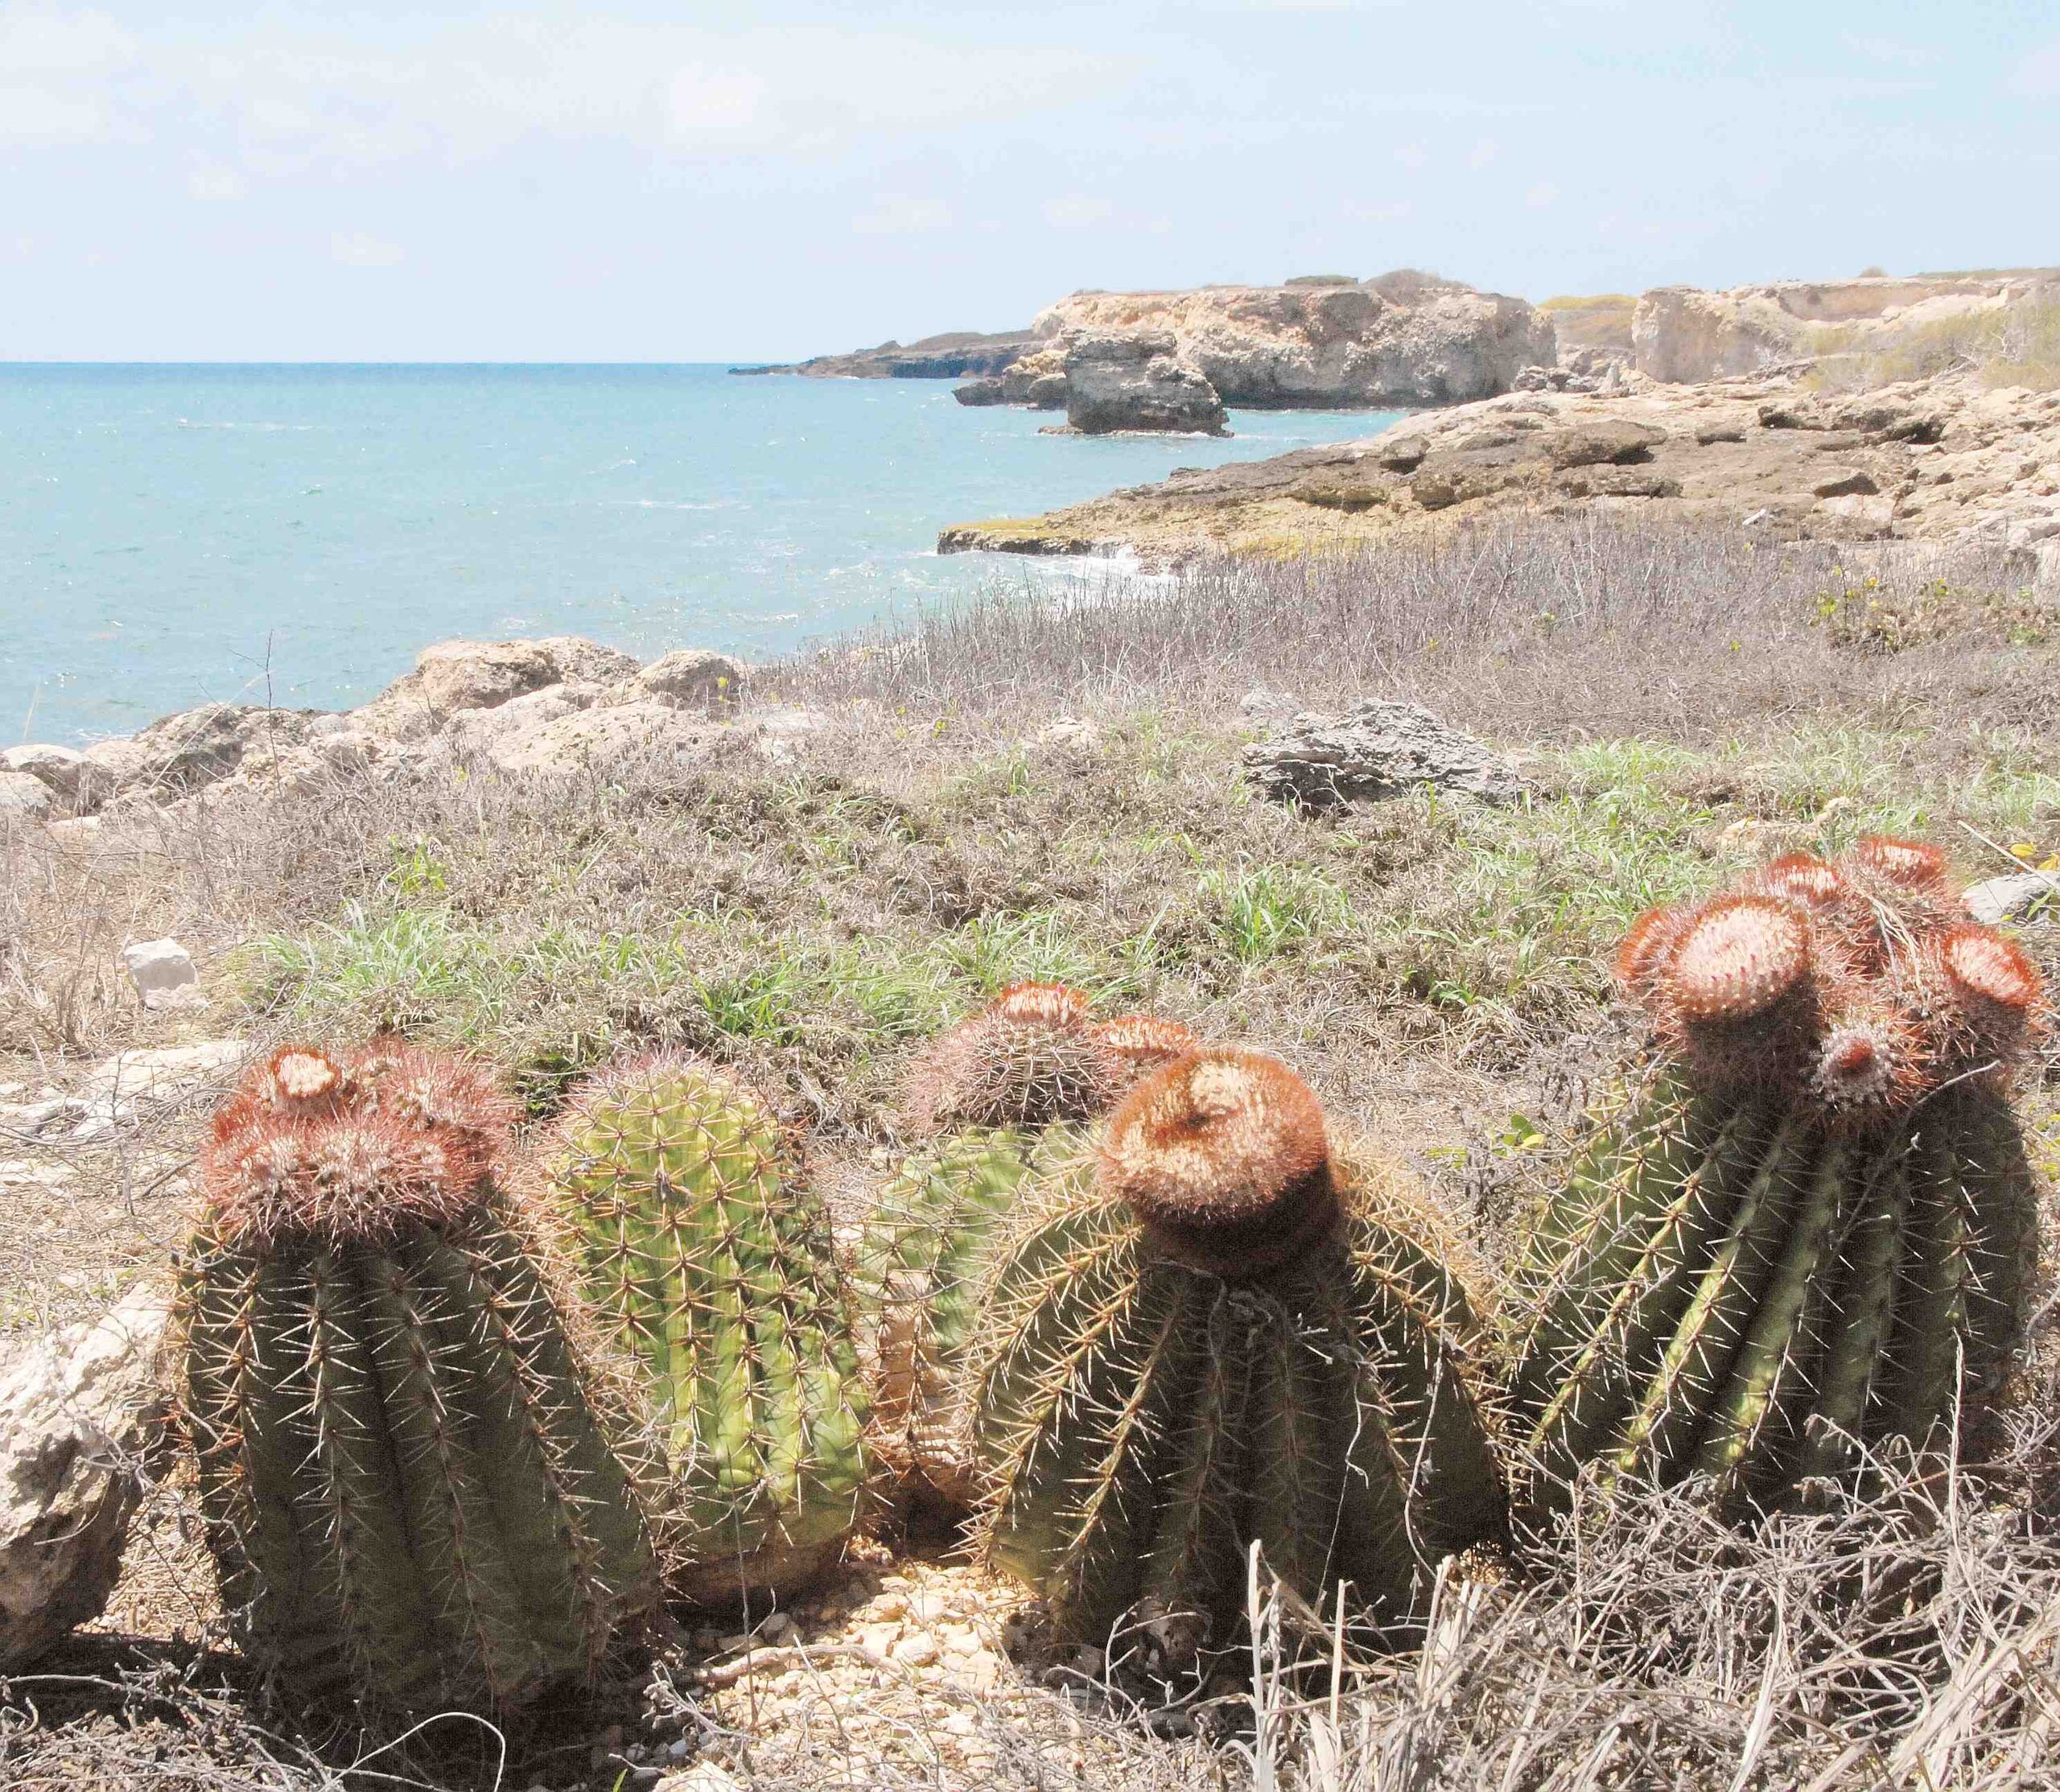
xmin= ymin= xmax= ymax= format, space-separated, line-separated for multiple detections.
xmin=2 ymin=517 xmax=2058 ymax=1786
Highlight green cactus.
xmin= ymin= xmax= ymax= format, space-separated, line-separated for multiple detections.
xmin=857 ymin=987 xmax=1197 ymax=1507
xmin=181 ymin=1044 xmax=656 ymax=1720
xmin=547 ymin=1054 xmax=871 ymax=1606
xmin=966 ymin=1048 xmax=1504 ymax=1664
xmin=1510 ymin=841 xmax=2046 ymax=1517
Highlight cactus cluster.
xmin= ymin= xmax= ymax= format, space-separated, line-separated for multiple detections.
xmin=169 ymin=829 xmax=2049 ymax=1720
xmin=857 ymin=986 xmax=1197 ymax=1506
xmin=967 ymin=1047 xmax=1504 ymax=1663
xmin=1511 ymin=840 xmax=2046 ymax=1514
xmin=545 ymin=1054 xmax=871 ymax=1607
xmin=181 ymin=1044 xmax=656 ymax=1720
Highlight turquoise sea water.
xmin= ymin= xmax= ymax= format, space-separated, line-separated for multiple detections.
xmin=0 ymin=364 xmax=1399 ymax=744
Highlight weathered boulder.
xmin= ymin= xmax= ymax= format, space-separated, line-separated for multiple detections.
xmin=84 ymin=703 xmax=318 ymax=804
xmin=10 ymin=1040 xmax=249 ymax=1147
xmin=356 ymin=636 xmax=641 ymax=739
xmin=954 ymin=344 xmax=1069 ymax=409
xmin=0 ymin=1287 xmax=171 ymax=1671
xmin=1243 ymin=700 xmax=1524 ymax=808
xmin=0 ymin=771 xmax=52 ymax=818
xmin=637 ymin=649 xmax=748 ymax=710
xmin=1547 ymin=418 xmax=1666 ymax=468
xmin=1 ymin=745 xmax=88 ymax=807
xmin=1058 ymin=332 xmax=1228 ymax=436
xmin=480 ymin=698 xmax=724 ymax=776
xmin=122 ymin=939 xmax=203 ymax=1011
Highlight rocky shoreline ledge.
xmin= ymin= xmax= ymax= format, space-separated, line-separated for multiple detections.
xmin=0 ymin=638 xmax=808 ymax=831
xmin=938 ymin=368 xmax=2060 ymax=575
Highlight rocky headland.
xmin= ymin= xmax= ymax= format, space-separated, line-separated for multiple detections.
xmin=731 ymin=328 xmax=1038 ymax=381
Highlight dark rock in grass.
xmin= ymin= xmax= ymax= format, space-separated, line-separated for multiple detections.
xmin=1243 ymin=698 xmax=1524 ymax=809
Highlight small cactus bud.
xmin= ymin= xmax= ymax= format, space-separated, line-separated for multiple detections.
xmin=1810 ymin=1012 xmax=1924 ymax=1114
xmin=1092 ymin=1015 xmax=1200 ymax=1072
xmin=1852 ymin=837 xmax=1950 ymax=892
xmin=1664 ymin=896 xmax=1812 ymax=1024
xmin=1098 ymin=1048 xmax=1337 ymax=1275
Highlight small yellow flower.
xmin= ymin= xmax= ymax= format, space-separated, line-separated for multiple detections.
xmin=2009 ymin=842 xmax=2041 ymax=859
xmin=2041 ymin=855 xmax=2060 ymax=872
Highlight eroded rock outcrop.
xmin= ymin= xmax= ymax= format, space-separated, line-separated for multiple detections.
xmin=1049 ymin=332 xmax=1227 ymax=436
xmin=10 ymin=638 xmax=772 ymax=828
xmin=955 ymin=275 xmax=1555 ymax=418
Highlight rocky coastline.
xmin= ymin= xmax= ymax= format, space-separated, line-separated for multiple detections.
xmin=938 ymin=365 xmax=2060 ymax=574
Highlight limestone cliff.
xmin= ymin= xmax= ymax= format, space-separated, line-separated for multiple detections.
xmin=1631 ymin=271 xmax=2056 ymax=382
xmin=954 ymin=274 xmax=1555 ymax=426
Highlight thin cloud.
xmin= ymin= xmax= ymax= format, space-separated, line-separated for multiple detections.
xmin=2011 ymin=40 xmax=2060 ymax=97
xmin=1042 ymin=194 xmax=1114 ymax=229
xmin=330 ymin=230 xmax=404 ymax=268
xmin=852 ymin=194 xmax=954 ymax=235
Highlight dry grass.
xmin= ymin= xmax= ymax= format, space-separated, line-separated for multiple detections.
xmin=1808 ymin=288 xmax=2060 ymax=393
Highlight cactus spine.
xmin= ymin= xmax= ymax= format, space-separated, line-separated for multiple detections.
xmin=857 ymin=988 xmax=1197 ymax=1506
xmin=181 ymin=1044 xmax=656 ymax=1720
xmin=1511 ymin=841 xmax=2046 ymax=1515
xmin=547 ymin=1055 xmax=870 ymax=1605
xmin=968 ymin=1048 xmax=1503 ymax=1663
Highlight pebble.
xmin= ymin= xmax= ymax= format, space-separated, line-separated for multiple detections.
xmin=890 ymin=1633 xmax=940 ymax=1668
xmin=859 ymin=1621 xmax=903 ymax=1655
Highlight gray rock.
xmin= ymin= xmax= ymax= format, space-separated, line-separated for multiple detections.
xmin=444 ymin=682 xmax=597 ymax=760
xmin=1243 ymin=699 xmax=1524 ymax=808
xmin=0 ymin=771 xmax=52 ymax=818
xmin=1059 ymin=332 xmax=1228 ymax=437
xmin=637 ymin=649 xmax=748 ymax=711
xmin=46 ymin=1040 xmax=249 ymax=1145
xmin=356 ymin=636 xmax=641 ymax=739
xmin=1965 ymin=871 xmax=2058 ymax=925
xmin=1547 ymin=418 xmax=1666 ymax=468
xmin=122 ymin=938 xmax=204 ymax=1011
xmin=0 ymin=1287 xmax=171 ymax=1671
xmin=1 ymin=744 xmax=88 ymax=805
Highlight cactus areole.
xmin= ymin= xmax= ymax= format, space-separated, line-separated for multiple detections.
xmin=181 ymin=1044 xmax=655 ymax=1720
xmin=1511 ymin=840 xmax=2047 ymax=1517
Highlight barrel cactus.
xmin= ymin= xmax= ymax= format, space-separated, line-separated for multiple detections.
xmin=1510 ymin=839 xmax=2047 ymax=1517
xmin=967 ymin=1047 xmax=1504 ymax=1664
xmin=180 ymin=1044 xmax=657 ymax=1720
xmin=857 ymin=987 xmax=1197 ymax=1506
xmin=545 ymin=1054 xmax=871 ymax=1606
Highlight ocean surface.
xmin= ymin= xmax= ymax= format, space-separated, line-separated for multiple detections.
xmin=0 ymin=364 xmax=1400 ymax=744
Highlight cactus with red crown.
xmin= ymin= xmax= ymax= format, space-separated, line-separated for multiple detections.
xmin=180 ymin=1044 xmax=656 ymax=1720
xmin=965 ymin=1048 xmax=1504 ymax=1664
xmin=1510 ymin=839 xmax=2047 ymax=1515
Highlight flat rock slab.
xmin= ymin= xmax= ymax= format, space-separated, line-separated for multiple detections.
xmin=1243 ymin=699 xmax=1524 ymax=808
xmin=1964 ymin=871 xmax=2059 ymax=925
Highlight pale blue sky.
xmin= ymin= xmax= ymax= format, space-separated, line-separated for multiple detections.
xmin=2 ymin=1 xmax=2055 ymax=360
